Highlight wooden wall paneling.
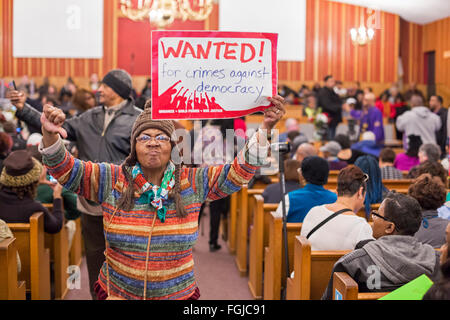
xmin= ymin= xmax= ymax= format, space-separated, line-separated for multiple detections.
xmin=0 ymin=0 xmax=115 ymax=79
xmin=0 ymin=0 xmax=412 ymax=90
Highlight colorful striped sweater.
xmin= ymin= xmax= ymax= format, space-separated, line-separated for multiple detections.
xmin=41 ymin=133 xmax=268 ymax=300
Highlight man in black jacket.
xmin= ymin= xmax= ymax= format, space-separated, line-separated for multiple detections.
xmin=9 ymin=69 xmax=142 ymax=299
xmin=317 ymin=75 xmax=343 ymax=140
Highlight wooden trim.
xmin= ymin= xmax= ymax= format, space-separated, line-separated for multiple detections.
xmin=327 ymin=1 xmax=332 ymax=76
xmin=341 ymin=4 xmax=346 ymax=81
xmin=0 ymin=0 xmax=3 ymax=77
xmin=367 ymin=11 xmax=372 ymax=81
xmin=353 ymin=6 xmax=359 ymax=81
xmin=380 ymin=11 xmax=385 ymax=83
xmin=313 ymin=0 xmax=319 ymax=81
xmin=394 ymin=15 xmax=399 ymax=82
xmin=112 ymin=0 xmax=119 ymax=69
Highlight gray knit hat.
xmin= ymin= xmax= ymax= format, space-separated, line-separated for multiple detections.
xmin=102 ymin=69 xmax=133 ymax=100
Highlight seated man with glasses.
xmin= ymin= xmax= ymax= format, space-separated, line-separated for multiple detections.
xmin=322 ymin=192 xmax=442 ymax=300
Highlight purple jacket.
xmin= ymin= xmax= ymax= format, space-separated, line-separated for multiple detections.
xmin=351 ymin=106 xmax=385 ymax=143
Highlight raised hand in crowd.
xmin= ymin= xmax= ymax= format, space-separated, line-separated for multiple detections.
xmin=51 ymin=182 xmax=63 ymax=200
xmin=41 ymin=104 xmax=68 ymax=145
xmin=264 ymin=95 xmax=286 ymax=131
xmin=6 ymin=90 xmax=27 ymax=110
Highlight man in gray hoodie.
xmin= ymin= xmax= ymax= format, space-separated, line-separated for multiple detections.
xmin=396 ymin=94 xmax=441 ymax=149
xmin=322 ymin=192 xmax=441 ymax=299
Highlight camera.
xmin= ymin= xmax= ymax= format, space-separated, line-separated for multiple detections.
xmin=270 ymin=142 xmax=291 ymax=154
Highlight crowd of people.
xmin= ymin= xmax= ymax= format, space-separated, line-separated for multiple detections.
xmin=0 ymin=69 xmax=286 ymax=300
xmin=0 ymin=70 xmax=449 ymax=300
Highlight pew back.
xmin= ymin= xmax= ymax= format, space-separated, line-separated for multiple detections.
xmin=0 ymin=237 xmax=26 ymax=300
xmin=248 ymin=195 xmax=278 ymax=299
xmin=333 ymin=272 xmax=389 ymax=300
xmin=236 ymin=187 xmax=265 ymax=276
xmin=286 ymin=236 xmax=349 ymax=300
xmin=263 ymin=212 xmax=302 ymax=300
xmin=383 ymin=179 xmax=413 ymax=190
xmin=42 ymin=203 xmax=69 ymax=300
xmin=227 ymin=191 xmax=239 ymax=254
xmin=7 ymin=212 xmax=51 ymax=300
xmin=325 ymin=179 xmax=413 ymax=195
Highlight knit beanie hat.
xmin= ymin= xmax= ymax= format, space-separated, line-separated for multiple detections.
xmin=119 ymin=100 xmax=186 ymax=217
xmin=129 ymin=100 xmax=176 ymax=159
xmin=101 ymin=69 xmax=133 ymax=100
xmin=301 ymin=156 xmax=329 ymax=186
xmin=0 ymin=150 xmax=42 ymax=187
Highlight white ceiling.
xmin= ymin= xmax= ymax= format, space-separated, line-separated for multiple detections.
xmin=329 ymin=0 xmax=450 ymax=25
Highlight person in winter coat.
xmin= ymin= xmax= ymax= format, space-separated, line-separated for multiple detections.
xmin=38 ymin=95 xmax=286 ymax=300
xmin=408 ymin=174 xmax=449 ymax=249
xmin=317 ymin=75 xmax=343 ymax=140
xmin=396 ymin=94 xmax=441 ymax=148
xmin=321 ymin=192 xmax=441 ymax=299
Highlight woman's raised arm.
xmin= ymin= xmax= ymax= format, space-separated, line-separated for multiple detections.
xmin=39 ymin=104 xmax=120 ymax=204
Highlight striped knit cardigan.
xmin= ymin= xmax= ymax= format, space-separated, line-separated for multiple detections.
xmin=41 ymin=134 xmax=268 ymax=300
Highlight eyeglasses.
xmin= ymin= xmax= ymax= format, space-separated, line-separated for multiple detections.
xmin=370 ymin=211 xmax=389 ymax=221
xmin=371 ymin=210 xmax=398 ymax=230
xmin=136 ymin=133 xmax=171 ymax=145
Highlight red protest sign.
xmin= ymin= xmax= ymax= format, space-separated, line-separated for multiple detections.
xmin=151 ymin=31 xmax=278 ymax=120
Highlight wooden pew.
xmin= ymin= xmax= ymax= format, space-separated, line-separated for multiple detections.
xmin=326 ymin=179 xmax=413 ymax=193
xmin=332 ymin=272 xmax=389 ymax=300
xmin=42 ymin=203 xmax=69 ymax=300
xmin=324 ymin=179 xmax=337 ymax=191
xmin=41 ymin=203 xmax=83 ymax=267
xmin=328 ymin=170 xmax=340 ymax=179
xmin=235 ymin=186 xmax=264 ymax=276
xmin=286 ymin=236 xmax=350 ymax=300
xmin=247 ymin=195 xmax=278 ymax=299
xmin=227 ymin=191 xmax=239 ymax=254
xmin=263 ymin=212 xmax=302 ymax=300
xmin=0 ymin=237 xmax=27 ymax=300
xmin=392 ymin=148 xmax=405 ymax=155
xmin=8 ymin=212 xmax=51 ymax=300
xmin=382 ymin=179 xmax=413 ymax=190
xmin=69 ymin=217 xmax=83 ymax=267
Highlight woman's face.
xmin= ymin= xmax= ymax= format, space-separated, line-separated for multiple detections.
xmin=135 ymin=128 xmax=172 ymax=171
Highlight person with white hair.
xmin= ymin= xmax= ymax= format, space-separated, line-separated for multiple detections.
xmin=278 ymin=117 xmax=299 ymax=143
xmin=320 ymin=141 xmax=348 ymax=170
xmin=294 ymin=142 xmax=317 ymax=163
xmin=350 ymin=131 xmax=383 ymax=158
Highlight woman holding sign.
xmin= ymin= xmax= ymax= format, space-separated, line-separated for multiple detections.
xmin=38 ymin=96 xmax=286 ymax=300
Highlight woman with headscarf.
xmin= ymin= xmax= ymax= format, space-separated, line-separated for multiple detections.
xmin=355 ymin=155 xmax=388 ymax=219
xmin=38 ymin=96 xmax=286 ymax=300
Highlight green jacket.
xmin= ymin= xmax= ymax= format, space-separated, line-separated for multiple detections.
xmin=36 ymin=181 xmax=82 ymax=220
